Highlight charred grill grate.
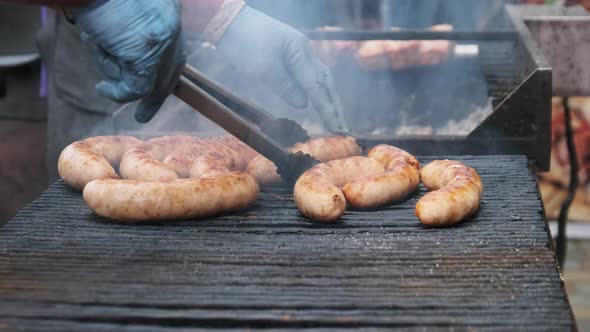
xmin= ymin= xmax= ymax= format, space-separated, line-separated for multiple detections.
xmin=0 ymin=155 xmax=576 ymax=330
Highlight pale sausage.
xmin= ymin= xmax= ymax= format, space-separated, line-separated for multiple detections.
xmin=119 ymin=147 xmax=179 ymax=181
xmin=190 ymin=153 xmax=233 ymax=178
xmin=415 ymin=160 xmax=483 ymax=227
xmin=83 ymin=173 xmax=259 ymax=223
xmin=343 ymin=145 xmax=420 ymax=209
xmin=355 ymin=24 xmax=453 ymax=70
xmin=58 ymin=136 xmax=143 ymax=191
xmin=294 ymin=157 xmax=385 ymax=222
xmin=247 ymin=136 xmax=362 ymax=185
xmin=245 ymin=156 xmax=282 ymax=185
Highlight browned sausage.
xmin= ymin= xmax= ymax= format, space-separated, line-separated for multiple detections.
xmin=144 ymin=135 xmax=197 ymax=160
xmin=343 ymin=145 xmax=420 ymax=209
xmin=294 ymin=157 xmax=385 ymax=222
xmin=415 ymin=160 xmax=483 ymax=227
xmin=83 ymin=173 xmax=259 ymax=223
xmin=211 ymin=136 xmax=259 ymax=171
xmin=190 ymin=153 xmax=233 ymax=178
xmin=162 ymin=140 xmax=215 ymax=178
xmin=163 ymin=136 xmax=259 ymax=178
xmin=188 ymin=136 xmax=260 ymax=178
xmin=58 ymin=136 xmax=143 ymax=191
xmin=119 ymin=135 xmax=199 ymax=181
xmin=247 ymin=136 xmax=362 ymax=185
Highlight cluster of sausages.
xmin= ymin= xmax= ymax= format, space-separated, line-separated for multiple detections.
xmin=293 ymin=145 xmax=483 ymax=226
xmin=59 ymin=135 xmax=261 ymax=222
xmin=246 ymin=136 xmax=362 ymax=185
xmin=58 ymin=135 xmax=361 ymax=223
xmin=58 ymin=135 xmax=482 ymax=226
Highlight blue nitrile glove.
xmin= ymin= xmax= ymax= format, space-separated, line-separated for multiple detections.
xmin=216 ymin=5 xmax=348 ymax=133
xmin=68 ymin=0 xmax=185 ymax=123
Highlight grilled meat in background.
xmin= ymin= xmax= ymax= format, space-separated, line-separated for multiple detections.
xmin=310 ymin=25 xmax=455 ymax=71
xmin=308 ymin=23 xmax=490 ymax=136
xmin=325 ymin=50 xmax=489 ymax=136
xmin=539 ymin=97 xmax=590 ymax=222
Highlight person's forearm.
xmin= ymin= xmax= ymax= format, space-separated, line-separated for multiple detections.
xmin=181 ymin=0 xmax=244 ymax=43
xmin=181 ymin=0 xmax=224 ymax=36
xmin=0 ymin=0 xmax=93 ymax=6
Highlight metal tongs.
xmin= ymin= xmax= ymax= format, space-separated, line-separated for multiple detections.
xmin=174 ymin=65 xmax=319 ymax=185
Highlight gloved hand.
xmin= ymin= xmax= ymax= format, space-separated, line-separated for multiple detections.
xmin=215 ymin=5 xmax=348 ymax=133
xmin=68 ymin=0 xmax=185 ymax=122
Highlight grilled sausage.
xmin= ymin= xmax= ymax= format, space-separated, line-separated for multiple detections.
xmin=144 ymin=135 xmax=197 ymax=160
xmin=343 ymin=145 xmax=420 ymax=209
xmin=294 ymin=156 xmax=385 ymax=222
xmin=190 ymin=153 xmax=233 ymax=178
xmin=121 ymin=135 xmax=259 ymax=181
xmin=247 ymin=136 xmax=363 ymax=185
xmin=119 ymin=135 xmax=206 ymax=181
xmin=83 ymin=173 xmax=259 ymax=223
xmin=355 ymin=24 xmax=453 ymax=71
xmin=415 ymin=160 xmax=483 ymax=227
xmin=164 ymin=136 xmax=259 ymax=178
xmin=162 ymin=139 xmax=216 ymax=178
xmin=58 ymin=136 xmax=143 ymax=191
xmin=212 ymin=136 xmax=259 ymax=171
xmin=188 ymin=136 xmax=260 ymax=178
xmin=291 ymin=136 xmax=363 ymax=161
xmin=245 ymin=155 xmax=282 ymax=185
xmin=119 ymin=147 xmax=179 ymax=181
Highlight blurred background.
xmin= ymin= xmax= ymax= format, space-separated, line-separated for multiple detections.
xmin=1 ymin=0 xmax=590 ymax=328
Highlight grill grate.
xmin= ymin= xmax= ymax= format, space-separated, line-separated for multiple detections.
xmin=0 ymin=155 xmax=575 ymax=330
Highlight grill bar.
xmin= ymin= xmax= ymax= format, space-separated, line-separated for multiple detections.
xmin=304 ymin=29 xmax=518 ymax=41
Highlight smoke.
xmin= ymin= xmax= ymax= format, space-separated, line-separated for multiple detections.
xmin=127 ymin=0 xmax=515 ymax=140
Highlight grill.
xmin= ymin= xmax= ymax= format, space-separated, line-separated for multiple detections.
xmin=0 ymin=156 xmax=576 ymax=330
xmin=0 ymin=4 xmax=577 ymax=331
